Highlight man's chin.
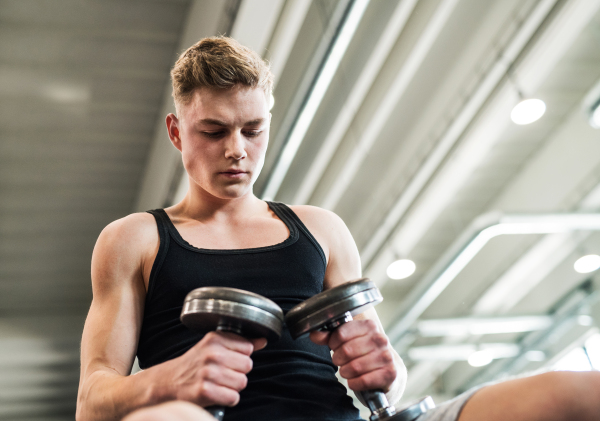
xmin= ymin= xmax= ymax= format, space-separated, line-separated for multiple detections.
xmin=212 ymin=186 xmax=252 ymax=200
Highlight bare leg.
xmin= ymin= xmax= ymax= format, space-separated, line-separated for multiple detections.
xmin=122 ymin=401 xmax=216 ymax=421
xmin=458 ymin=371 xmax=600 ymax=421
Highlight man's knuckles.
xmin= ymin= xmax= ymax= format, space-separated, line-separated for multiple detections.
xmin=371 ymin=331 xmax=389 ymax=347
xmin=338 ymin=349 xmax=395 ymax=378
xmin=194 ymin=382 xmax=240 ymax=407
xmin=330 ymin=320 xmax=383 ymax=348
xmin=347 ymin=366 xmax=398 ymax=392
xmin=200 ymin=332 xmax=254 ymax=355
xmin=309 ymin=330 xmax=330 ymax=346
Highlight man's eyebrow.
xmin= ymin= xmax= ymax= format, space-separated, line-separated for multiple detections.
xmin=244 ymin=118 xmax=266 ymax=126
xmin=197 ymin=118 xmax=266 ymax=127
xmin=198 ymin=118 xmax=228 ymax=127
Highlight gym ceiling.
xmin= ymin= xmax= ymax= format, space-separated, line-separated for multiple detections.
xmin=1 ymin=0 xmax=599 ymax=419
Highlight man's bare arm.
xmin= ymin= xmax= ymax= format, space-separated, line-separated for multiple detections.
xmin=76 ymin=214 xmax=165 ymax=420
xmin=291 ymin=205 xmax=407 ymax=406
xmin=76 ymin=214 xmax=260 ymax=421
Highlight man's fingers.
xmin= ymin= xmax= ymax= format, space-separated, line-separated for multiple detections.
xmin=200 ymin=331 xmax=255 ymax=355
xmin=200 ymin=346 xmax=254 ymax=374
xmin=338 ymin=348 xmax=395 ymax=379
xmin=251 ymin=337 xmax=267 ymax=351
xmin=331 ymin=334 xmax=379 ymax=366
xmin=346 ymin=366 xmax=398 ymax=392
xmin=309 ymin=330 xmax=330 ymax=345
xmin=196 ymin=380 xmax=241 ymax=407
xmin=202 ymin=364 xmax=249 ymax=392
xmin=328 ymin=319 xmax=379 ymax=351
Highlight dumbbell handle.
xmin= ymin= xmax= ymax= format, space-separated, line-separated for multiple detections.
xmin=205 ymin=323 xmax=244 ymax=421
xmin=323 ymin=312 xmax=396 ymax=421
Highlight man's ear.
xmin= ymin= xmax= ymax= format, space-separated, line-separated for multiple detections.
xmin=166 ymin=113 xmax=182 ymax=152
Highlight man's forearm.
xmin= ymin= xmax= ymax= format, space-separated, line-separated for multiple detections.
xmin=76 ymin=364 xmax=173 ymax=421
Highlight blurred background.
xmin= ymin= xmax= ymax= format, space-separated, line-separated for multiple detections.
xmin=1 ymin=0 xmax=600 ymax=419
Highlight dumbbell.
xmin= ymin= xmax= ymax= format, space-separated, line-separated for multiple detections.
xmin=181 ymin=287 xmax=284 ymax=421
xmin=285 ymin=278 xmax=434 ymax=421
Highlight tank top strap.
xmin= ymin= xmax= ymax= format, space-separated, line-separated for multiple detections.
xmin=146 ymin=209 xmax=171 ymax=300
xmin=267 ymin=201 xmax=327 ymax=269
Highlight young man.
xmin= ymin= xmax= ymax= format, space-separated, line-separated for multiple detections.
xmin=76 ymin=37 xmax=405 ymax=421
xmin=77 ymin=37 xmax=600 ymax=421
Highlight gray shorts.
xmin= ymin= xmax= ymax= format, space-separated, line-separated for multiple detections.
xmin=414 ymin=386 xmax=482 ymax=421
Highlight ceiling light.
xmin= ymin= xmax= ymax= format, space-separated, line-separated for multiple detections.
xmin=590 ymin=99 xmax=600 ymax=129
xmin=577 ymin=315 xmax=593 ymax=326
xmin=574 ymin=254 xmax=600 ymax=273
xmin=386 ymin=259 xmax=416 ymax=280
xmin=511 ymin=98 xmax=546 ymax=125
xmin=468 ymin=350 xmax=493 ymax=367
xmin=525 ymin=350 xmax=546 ymax=362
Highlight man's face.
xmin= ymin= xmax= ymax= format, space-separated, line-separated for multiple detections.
xmin=170 ymin=85 xmax=270 ymax=200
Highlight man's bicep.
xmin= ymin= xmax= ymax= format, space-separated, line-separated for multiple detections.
xmin=81 ymin=220 xmax=148 ymax=378
xmin=323 ymin=212 xmax=362 ymax=288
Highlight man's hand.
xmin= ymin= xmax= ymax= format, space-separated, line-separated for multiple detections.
xmin=309 ymin=319 xmax=398 ymax=393
xmin=161 ymin=332 xmax=267 ymax=408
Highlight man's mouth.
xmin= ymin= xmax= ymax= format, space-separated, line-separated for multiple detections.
xmin=220 ymin=170 xmax=247 ymax=178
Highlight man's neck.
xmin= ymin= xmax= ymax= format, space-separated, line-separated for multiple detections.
xmin=170 ymin=188 xmax=265 ymax=223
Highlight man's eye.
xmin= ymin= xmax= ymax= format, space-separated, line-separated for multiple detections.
xmin=245 ymin=130 xmax=261 ymax=137
xmin=204 ymin=131 xmax=224 ymax=138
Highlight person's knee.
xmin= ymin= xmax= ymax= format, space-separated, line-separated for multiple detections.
xmin=122 ymin=401 xmax=215 ymax=421
xmin=533 ymin=371 xmax=600 ymax=421
xmin=459 ymin=370 xmax=600 ymax=421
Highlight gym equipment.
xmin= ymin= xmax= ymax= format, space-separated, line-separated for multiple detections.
xmin=285 ymin=278 xmax=434 ymax=421
xmin=181 ymin=287 xmax=284 ymax=421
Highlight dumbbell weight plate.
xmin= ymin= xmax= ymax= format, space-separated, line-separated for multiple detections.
xmin=181 ymin=287 xmax=284 ymax=341
xmin=286 ymin=278 xmax=382 ymax=339
xmin=387 ymin=396 xmax=435 ymax=421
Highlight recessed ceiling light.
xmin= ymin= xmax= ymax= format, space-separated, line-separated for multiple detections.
xmin=577 ymin=315 xmax=593 ymax=326
xmin=574 ymin=254 xmax=600 ymax=274
xmin=511 ymin=98 xmax=546 ymax=125
xmin=468 ymin=350 xmax=493 ymax=367
xmin=590 ymin=100 xmax=600 ymax=129
xmin=524 ymin=350 xmax=546 ymax=362
xmin=386 ymin=259 xmax=416 ymax=280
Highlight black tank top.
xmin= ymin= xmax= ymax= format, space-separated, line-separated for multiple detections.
xmin=137 ymin=202 xmax=361 ymax=421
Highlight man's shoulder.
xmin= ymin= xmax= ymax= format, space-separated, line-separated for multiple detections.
xmin=101 ymin=212 xmax=157 ymax=241
xmin=95 ymin=212 xmax=158 ymax=258
xmin=287 ymin=204 xmax=347 ymax=230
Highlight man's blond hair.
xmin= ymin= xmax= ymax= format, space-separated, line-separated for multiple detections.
xmin=171 ymin=36 xmax=273 ymax=111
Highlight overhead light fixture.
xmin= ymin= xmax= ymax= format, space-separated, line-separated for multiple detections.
xmin=590 ymin=99 xmax=600 ymax=129
xmin=577 ymin=314 xmax=594 ymax=326
xmin=583 ymin=78 xmax=600 ymax=129
xmin=386 ymin=259 xmax=416 ymax=280
xmin=468 ymin=350 xmax=494 ymax=367
xmin=261 ymin=0 xmax=370 ymax=201
xmin=511 ymin=98 xmax=546 ymax=125
xmin=524 ymin=350 xmax=546 ymax=362
xmin=507 ymin=71 xmax=545 ymax=125
xmin=574 ymin=254 xmax=600 ymax=273
xmin=416 ymin=315 xmax=553 ymax=337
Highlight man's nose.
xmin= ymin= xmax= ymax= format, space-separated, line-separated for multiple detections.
xmin=224 ymin=132 xmax=247 ymax=160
